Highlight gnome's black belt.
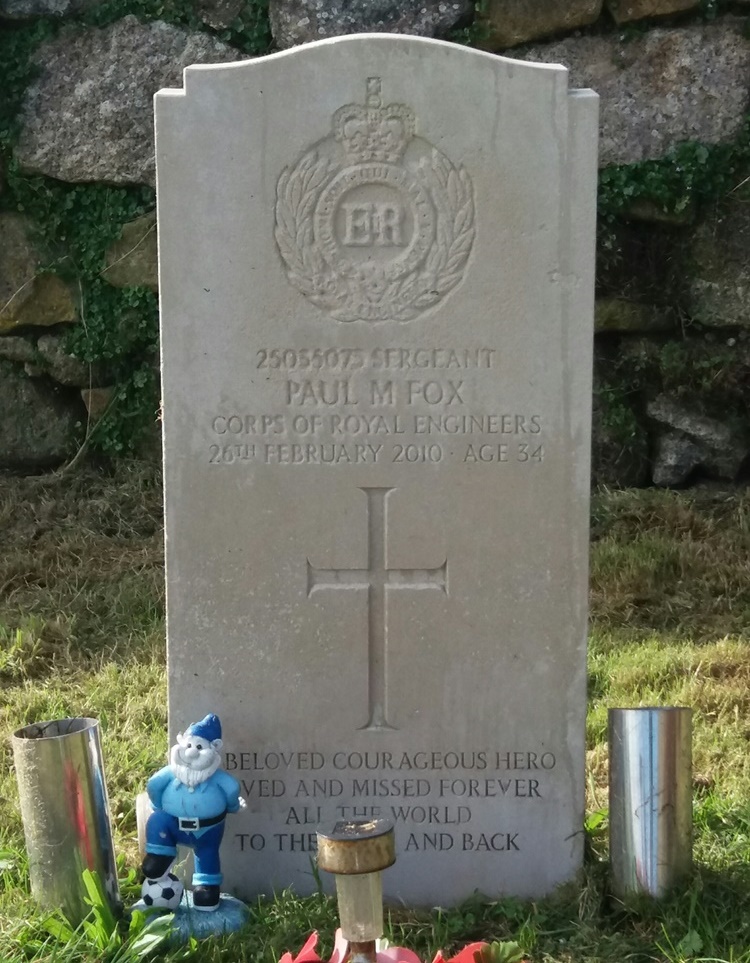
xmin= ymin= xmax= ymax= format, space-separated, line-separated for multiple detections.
xmin=177 ymin=812 xmax=226 ymax=832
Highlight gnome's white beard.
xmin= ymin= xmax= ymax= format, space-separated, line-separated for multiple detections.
xmin=169 ymin=746 xmax=221 ymax=788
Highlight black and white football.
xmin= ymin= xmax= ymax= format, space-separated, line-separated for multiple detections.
xmin=140 ymin=872 xmax=184 ymax=910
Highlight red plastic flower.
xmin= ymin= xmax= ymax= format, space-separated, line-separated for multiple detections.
xmin=279 ymin=932 xmax=505 ymax=963
xmin=430 ymin=943 xmax=490 ymax=963
xmin=279 ymin=931 xmax=425 ymax=963
xmin=279 ymin=930 xmax=346 ymax=963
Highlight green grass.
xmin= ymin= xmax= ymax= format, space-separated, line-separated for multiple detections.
xmin=0 ymin=468 xmax=749 ymax=961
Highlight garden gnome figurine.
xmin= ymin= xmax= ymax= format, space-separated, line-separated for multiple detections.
xmin=140 ymin=713 xmax=243 ymax=911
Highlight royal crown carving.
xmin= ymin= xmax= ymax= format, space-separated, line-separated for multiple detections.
xmin=333 ymin=77 xmax=416 ymax=164
xmin=275 ymin=78 xmax=475 ymax=323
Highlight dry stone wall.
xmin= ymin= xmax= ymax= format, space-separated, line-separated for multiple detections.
xmin=1 ymin=0 xmax=749 ymax=485
xmin=16 ymin=17 xmax=242 ymax=185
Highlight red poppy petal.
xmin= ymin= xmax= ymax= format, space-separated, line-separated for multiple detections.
xmin=447 ymin=942 xmax=490 ymax=963
xmin=292 ymin=932 xmax=322 ymax=963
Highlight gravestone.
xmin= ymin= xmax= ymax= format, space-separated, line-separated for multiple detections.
xmin=156 ymin=36 xmax=598 ymax=904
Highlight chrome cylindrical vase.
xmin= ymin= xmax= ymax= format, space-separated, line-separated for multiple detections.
xmin=609 ymin=707 xmax=692 ymax=898
xmin=12 ymin=717 xmax=121 ymax=924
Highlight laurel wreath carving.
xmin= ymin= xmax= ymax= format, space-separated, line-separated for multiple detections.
xmin=275 ymin=148 xmax=475 ymax=322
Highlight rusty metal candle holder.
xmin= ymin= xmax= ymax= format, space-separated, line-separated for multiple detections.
xmin=317 ymin=819 xmax=395 ymax=963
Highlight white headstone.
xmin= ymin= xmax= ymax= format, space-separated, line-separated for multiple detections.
xmin=156 ymin=35 xmax=598 ymax=905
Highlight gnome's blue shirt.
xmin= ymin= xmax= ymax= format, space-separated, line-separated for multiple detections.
xmin=147 ymin=766 xmax=241 ymax=833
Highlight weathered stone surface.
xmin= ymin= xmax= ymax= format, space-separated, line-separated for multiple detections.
xmin=482 ymin=0 xmax=602 ymax=50
xmin=651 ymin=430 xmax=703 ymax=487
xmin=647 ymin=393 xmax=748 ymax=480
xmin=0 ymin=213 xmax=77 ymax=332
xmin=595 ymin=298 xmax=673 ymax=333
xmin=0 ymin=360 xmax=82 ymax=469
xmin=36 ymin=333 xmax=91 ymax=386
xmin=81 ymin=386 xmax=114 ymax=420
xmin=15 ymin=17 xmax=241 ymax=187
xmin=521 ymin=19 xmax=750 ymax=167
xmin=102 ymin=212 xmax=158 ymax=292
xmin=606 ymin=0 xmax=699 ymax=25
xmin=269 ymin=0 xmax=471 ymax=48
xmin=157 ymin=36 xmax=597 ymax=902
xmin=687 ymin=200 xmax=750 ymax=329
xmin=0 ymin=335 xmax=37 ymax=364
xmin=0 ymin=0 xmax=85 ymax=18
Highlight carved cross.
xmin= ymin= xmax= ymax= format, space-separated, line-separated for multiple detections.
xmin=307 ymin=487 xmax=448 ymax=731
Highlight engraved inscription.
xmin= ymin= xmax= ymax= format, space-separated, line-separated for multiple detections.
xmin=307 ymin=487 xmax=447 ymax=731
xmin=226 ymin=744 xmax=558 ymax=856
xmin=275 ymin=79 xmax=475 ymax=322
xmin=206 ymin=343 xmax=548 ymax=468
xmin=255 ymin=348 xmax=496 ymax=370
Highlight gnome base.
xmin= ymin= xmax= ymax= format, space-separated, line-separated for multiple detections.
xmin=132 ymin=891 xmax=249 ymax=942
xmin=172 ymin=892 xmax=249 ymax=940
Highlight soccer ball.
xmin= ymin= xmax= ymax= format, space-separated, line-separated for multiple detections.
xmin=140 ymin=872 xmax=184 ymax=910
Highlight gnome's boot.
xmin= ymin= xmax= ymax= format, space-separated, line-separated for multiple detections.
xmin=192 ymin=884 xmax=220 ymax=911
xmin=141 ymin=853 xmax=174 ymax=880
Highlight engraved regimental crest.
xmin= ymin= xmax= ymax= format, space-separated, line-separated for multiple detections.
xmin=275 ymin=78 xmax=475 ymax=322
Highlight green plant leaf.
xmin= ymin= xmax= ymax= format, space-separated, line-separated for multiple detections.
xmin=477 ymin=941 xmax=526 ymax=963
xmin=676 ymin=929 xmax=704 ymax=957
xmin=81 ymin=868 xmax=119 ymax=949
xmin=41 ymin=913 xmax=76 ymax=942
xmin=125 ymin=913 xmax=175 ymax=959
xmin=585 ymin=809 xmax=608 ymax=833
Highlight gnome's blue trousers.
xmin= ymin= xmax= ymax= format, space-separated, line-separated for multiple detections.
xmin=145 ymin=810 xmax=225 ymax=886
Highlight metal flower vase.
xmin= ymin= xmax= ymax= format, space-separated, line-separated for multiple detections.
xmin=609 ymin=707 xmax=692 ymax=898
xmin=12 ymin=717 xmax=121 ymax=924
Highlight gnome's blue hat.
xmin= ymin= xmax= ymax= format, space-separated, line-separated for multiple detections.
xmin=185 ymin=713 xmax=222 ymax=743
